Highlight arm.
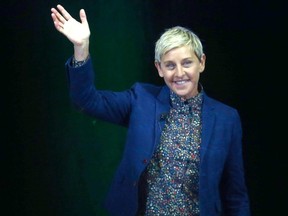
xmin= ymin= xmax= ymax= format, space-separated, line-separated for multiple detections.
xmin=51 ymin=4 xmax=90 ymax=61
xmin=51 ymin=5 xmax=131 ymax=125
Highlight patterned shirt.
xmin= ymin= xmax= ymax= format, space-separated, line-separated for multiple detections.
xmin=138 ymin=90 xmax=203 ymax=216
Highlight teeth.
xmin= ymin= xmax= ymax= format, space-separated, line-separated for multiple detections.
xmin=175 ymin=80 xmax=186 ymax=84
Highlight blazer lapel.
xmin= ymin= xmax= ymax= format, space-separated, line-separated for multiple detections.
xmin=200 ymin=95 xmax=215 ymax=165
xmin=153 ymin=86 xmax=171 ymax=153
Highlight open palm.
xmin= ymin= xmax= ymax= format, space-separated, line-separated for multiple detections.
xmin=51 ymin=4 xmax=90 ymax=46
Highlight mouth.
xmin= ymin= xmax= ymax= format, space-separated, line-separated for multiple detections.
xmin=173 ymin=79 xmax=190 ymax=86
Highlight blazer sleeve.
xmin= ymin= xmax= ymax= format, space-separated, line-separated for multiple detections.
xmin=65 ymin=56 xmax=133 ymax=126
xmin=220 ymin=110 xmax=250 ymax=215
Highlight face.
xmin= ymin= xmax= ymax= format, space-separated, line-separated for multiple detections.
xmin=155 ymin=45 xmax=206 ymax=99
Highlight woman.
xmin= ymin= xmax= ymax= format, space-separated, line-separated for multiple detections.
xmin=51 ymin=4 xmax=250 ymax=215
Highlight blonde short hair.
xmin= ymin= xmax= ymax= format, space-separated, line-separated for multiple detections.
xmin=154 ymin=26 xmax=204 ymax=62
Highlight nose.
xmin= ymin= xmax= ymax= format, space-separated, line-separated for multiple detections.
xmin=175 ymin=65 xmax=185 ymax=77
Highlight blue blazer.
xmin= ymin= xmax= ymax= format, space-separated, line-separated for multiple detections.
xmin=66 ymin=57 xmax=250 ymax=216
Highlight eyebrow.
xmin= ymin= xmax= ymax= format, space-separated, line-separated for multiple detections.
xmin=163 ymin=57 xmax=193 ymax=63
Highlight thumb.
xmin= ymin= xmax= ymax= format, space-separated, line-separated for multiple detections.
xmin=79 ymin=9 xmax=88 ymax=25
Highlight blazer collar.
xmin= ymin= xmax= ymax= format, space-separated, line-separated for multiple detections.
xmin=157 ymin=85 xmax=170 ymax=104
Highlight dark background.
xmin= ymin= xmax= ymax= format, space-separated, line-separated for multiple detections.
xmin=2 ymin=0 xmax=287 ymax=215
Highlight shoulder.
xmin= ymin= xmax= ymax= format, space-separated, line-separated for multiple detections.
xmin=130 ymin=82 xmax=166 ymax=97
xmin=203 ymin=92 xmax=240 ymax=118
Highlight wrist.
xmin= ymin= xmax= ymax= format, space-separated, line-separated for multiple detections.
xmin=73 ymin=40 xmax=89 ymax=61
xmin=72 ymin=54 xmax=90 ymax=68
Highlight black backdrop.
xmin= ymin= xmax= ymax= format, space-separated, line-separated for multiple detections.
xmin=2 ymin=0 xmax=287 ymax=215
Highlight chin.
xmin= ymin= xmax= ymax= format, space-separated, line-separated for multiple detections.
xmin=174 ymin=91 xmax=188 ymax=98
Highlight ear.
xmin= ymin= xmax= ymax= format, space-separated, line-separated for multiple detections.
xmin=199 ymin=54 xmax=206 ymax=73
xmin=155 ymin=61 xmax=164 ymax=77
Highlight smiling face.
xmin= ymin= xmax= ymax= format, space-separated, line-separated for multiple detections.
xmin=155 ymin=45 xmax=206 ymax=99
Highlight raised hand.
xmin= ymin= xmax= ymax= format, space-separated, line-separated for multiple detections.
xmin=51 ymin=4 xmax=90 ymax=60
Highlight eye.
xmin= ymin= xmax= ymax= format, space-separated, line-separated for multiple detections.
xmin=164 ymin=62 xmax=176 ymax=70
xmin=182 ymin=60 xmax=192 ymax=68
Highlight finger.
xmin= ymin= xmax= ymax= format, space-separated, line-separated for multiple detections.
xmin=51 ymin=13 xmax=64 ymax=32
xmin=79 ymin=9 xmax=88 ymax=25
xmin=54 ymin=10 xmax=67 ymax=24
xmin=51 ymin=8 xmax=66 ymax=24
xmin=51 ymin=11 xmax=57 ymax=22
xmin=56 ymin=4 xmax=72 ymax=21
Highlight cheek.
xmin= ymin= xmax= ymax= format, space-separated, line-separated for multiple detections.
xmin=162 ymin=72 xmax=174 ymax=80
